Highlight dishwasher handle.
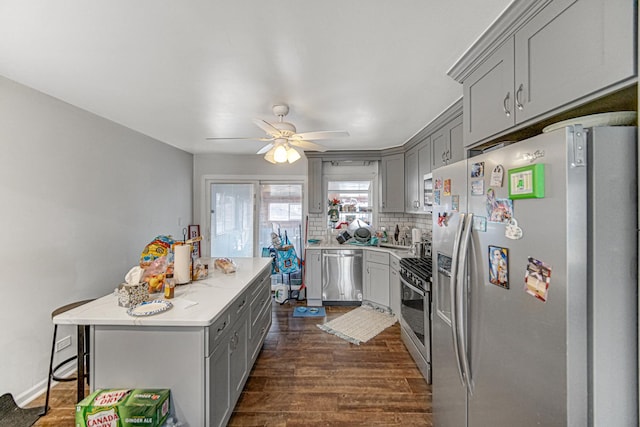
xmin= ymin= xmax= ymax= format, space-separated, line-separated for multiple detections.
xmin=322 ymin=252 xmax=362 ymax=258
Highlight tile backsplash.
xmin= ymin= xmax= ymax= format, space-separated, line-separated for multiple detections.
xmin=307 ymin=212 xmax=432 ymax=243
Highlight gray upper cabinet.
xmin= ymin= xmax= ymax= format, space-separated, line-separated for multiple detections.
xmin=404 ymin=144 xmax=419 ymax=213
xmin=432 ymin=114 xmax=464 ymax=167
xmin=463 ymin=38 xmax=515 ymax=146
xmin=405 ymin=137 xmax=432 ymax=213
xmin=380 ymin=153 xmax=405 ymax=212
xmin=513 ymin=0 xmax=635 ymax=123
xmin=455 ymin=0 xmax=636 ymax=147
xmin=307 ymin=158 xmax=323 ymax=213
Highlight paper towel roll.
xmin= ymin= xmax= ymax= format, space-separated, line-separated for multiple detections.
xmin=174 ymin=244 xmax=192 ymax=284
xmin=412 ymin=228 xmax=422 ymax=244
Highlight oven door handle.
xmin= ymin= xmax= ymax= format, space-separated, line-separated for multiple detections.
xmin=449 ymin=212 xmax=466 ymax=387
xmin=400 ymin=277 xmax=426 ymax=297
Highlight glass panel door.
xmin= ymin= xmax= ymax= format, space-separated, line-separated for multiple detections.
xmin=258 ymin=183 xmax=303 ymax=257
xmin=210 ymin=183 xmax=254 ymax=257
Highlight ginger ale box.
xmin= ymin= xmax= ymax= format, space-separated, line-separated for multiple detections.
xmin=75 ymin=388 xmax=170 ymax=427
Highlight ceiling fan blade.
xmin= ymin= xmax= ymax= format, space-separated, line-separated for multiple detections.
xmin=256 ymin=143 xmax=274 ymax=155
xmin=292 ymin=130 xmax=349 ymax=140
xmin=288 ymin=139 xmax=328 ymax=152
xmin=206 ymin=136 xmax=273 ymax=141
xmin=253 ymin=119 xmax=282 ymax=138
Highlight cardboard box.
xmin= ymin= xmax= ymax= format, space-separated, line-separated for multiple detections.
xmin=75 ymin=389 xmax=170 ymax=427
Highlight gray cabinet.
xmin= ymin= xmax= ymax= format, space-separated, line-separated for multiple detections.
xmin=305 ymin=249 xmax=322 ymax=306
xmin=405 ymin=137 xmax=432 ymax=213
xmin=432 ymin=114 xmax=464 ymax=167
xmin=514 ymin=0 xmax=634 ymax=123
xmin=364 ymin=251 xmax=390 ymax=309
xmin=460 ymin=0 xmax=636 ymax=146
xmin=230 ymin=311 xmax=249 ymax=402
xmin=404 ymin=145 xmax=419 ymax=213
xmin=206 ymin=269 xmax=270 ymax=427
xmin=380 ymin=153 xmax=405 ymax=212
xmin=389 ymin=256 xmax=401 ymax=316
xmin=463 ymin=38 xmax=515 ymax=146
xmin=308 ymin=158 xmax=323 ymax=213
xmin=207 ymin=332 xmax=231 ymax=427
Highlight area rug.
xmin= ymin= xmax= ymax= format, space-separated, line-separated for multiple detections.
xmin=317 ymin=305 xmax=397 ymax=345
xmin=0 ymin=393 xmax=42 ymax=427
xmin=292 ymin=306 xmax=326 ymax=318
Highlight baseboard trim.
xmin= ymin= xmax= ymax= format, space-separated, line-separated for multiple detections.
xmin=15 ymin=364 xmax=76 ymax=407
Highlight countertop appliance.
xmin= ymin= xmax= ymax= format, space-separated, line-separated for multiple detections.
xmin=322 ymin=249 xmax=363 ymax=304
xmin=399 ymin=256 xmax=432 ymax=383
xmin=432 ymin=126 xmax=638 ymax=426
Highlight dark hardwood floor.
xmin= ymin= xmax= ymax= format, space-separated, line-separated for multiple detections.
xmin=29 ymin=298 xmax=432 ymax=426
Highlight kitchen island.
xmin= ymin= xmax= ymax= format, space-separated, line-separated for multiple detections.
xmin=54 ymin=257 xmax=272 ymax=427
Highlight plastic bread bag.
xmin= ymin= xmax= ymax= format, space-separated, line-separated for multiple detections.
xmin=192 ymin=258 xmax=209 ymax=281
xmin=214 ymin=257 xmax=237 ymax=274
xmin=140 ymin=235 xmax=175 ymax=268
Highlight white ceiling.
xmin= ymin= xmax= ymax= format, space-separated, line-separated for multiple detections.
xmin=0 ymin=0 xmax=512 ymax=155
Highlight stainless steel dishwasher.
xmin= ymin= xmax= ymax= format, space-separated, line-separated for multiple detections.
xmin=322 ymin=249 xmax=363 ymax=305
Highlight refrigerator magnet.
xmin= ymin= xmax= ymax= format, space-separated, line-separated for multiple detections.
xmin=490 ymin=165 xmax=504 ymax=187
xmin=435 ymin=177 xmax=443 ymax=190
xmin=488 ymin=246 xmax=509 ymax=289
xmin=473 ymin=216 xmax=487 ymax=232
xmin=524 ymin=257 xmax=552 ymax=302
xmin=443 ymin=179 xmax=451 ymax=196
xmin=486 ymin=188 xmax=514 ymax=223
xmin=505 ymin=218 xmax=523 ymax=240
xmin=471 ymin=180 xmax=484 ymax=196
xmin=451 ymin=195 xmax=459 ymax=211
xmin=508 ymin=164 xmax=545 ymax=199
xmin=434 ymin=189 xmax=441 ymax=205
xmin=471 ymin=162 xmax=485 ymax=178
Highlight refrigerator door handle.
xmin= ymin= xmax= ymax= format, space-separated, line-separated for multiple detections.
xmin=456 ymin=213 xmax=474 ymax=395
xmin=449 ymin=212 xmax=467 ymax=386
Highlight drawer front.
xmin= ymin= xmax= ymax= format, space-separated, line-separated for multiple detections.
xmin=250 ymin=270 xmax=270 ymax=300
xmin=390 ymin=256 xmax=400 ymax=271
xmin=249 ymin=301 xmax=272 ymax=363
xmin=230 ymin=289 xmax=250 ymax=325
xmin=206 ymin=312 xmax=231 ymax=354
xmin=250 ymin=282 xmax=271 ymax=331
xmin=366 ymin=251 xmax=389 ymax=265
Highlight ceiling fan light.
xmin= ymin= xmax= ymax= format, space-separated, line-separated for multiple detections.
xmin=273 ymin=145 xmax=288 ymax=163
xmin=286 ymin=147 xmax=301 ymax=163
xmin=264 ymin=149 xmax=277 ymax=164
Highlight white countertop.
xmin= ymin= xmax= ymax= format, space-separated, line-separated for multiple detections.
xmin=54 ymin=257 xmax=271 ymax=328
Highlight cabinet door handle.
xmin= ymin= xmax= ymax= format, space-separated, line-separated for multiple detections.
xmin=442 ymin=151 xmax=446 ymax=164
xmin=503 ymin=92 xmax=511 ymax=117
xmin=515 ymin=84 xmax=524 ymax=110
xmin=217 ymin=320 xmax=228 ymax=336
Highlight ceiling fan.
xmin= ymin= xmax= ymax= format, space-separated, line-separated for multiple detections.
xmin=206 ymin=104 xmax=349 ymax=163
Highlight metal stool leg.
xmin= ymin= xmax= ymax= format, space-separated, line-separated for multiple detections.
xmin=76 ymin=325 xmax=85 ymax=403
xmin=42 ymin=324 xmax=58 ymax=416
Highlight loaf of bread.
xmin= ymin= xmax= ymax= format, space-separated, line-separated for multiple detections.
xmin=215 ymin=257 xmax=236 ymax=274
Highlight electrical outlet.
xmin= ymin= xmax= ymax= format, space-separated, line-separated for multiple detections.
xmin=55 ymin=335 xmax=71 ymax=352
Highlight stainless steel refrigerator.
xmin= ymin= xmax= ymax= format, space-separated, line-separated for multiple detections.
xmin=432 ymin=125 xmax=638 ymax=426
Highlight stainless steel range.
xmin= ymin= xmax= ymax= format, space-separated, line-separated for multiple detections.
xmin=399 ymin=256 xmax=432 ymax=383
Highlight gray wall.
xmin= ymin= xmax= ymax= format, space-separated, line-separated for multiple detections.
xmin=0 ymin=75 xmax=193 ymax=404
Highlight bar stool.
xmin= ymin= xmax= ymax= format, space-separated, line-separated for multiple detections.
xmin=42 ymin=299 xmax=94 ymax=415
